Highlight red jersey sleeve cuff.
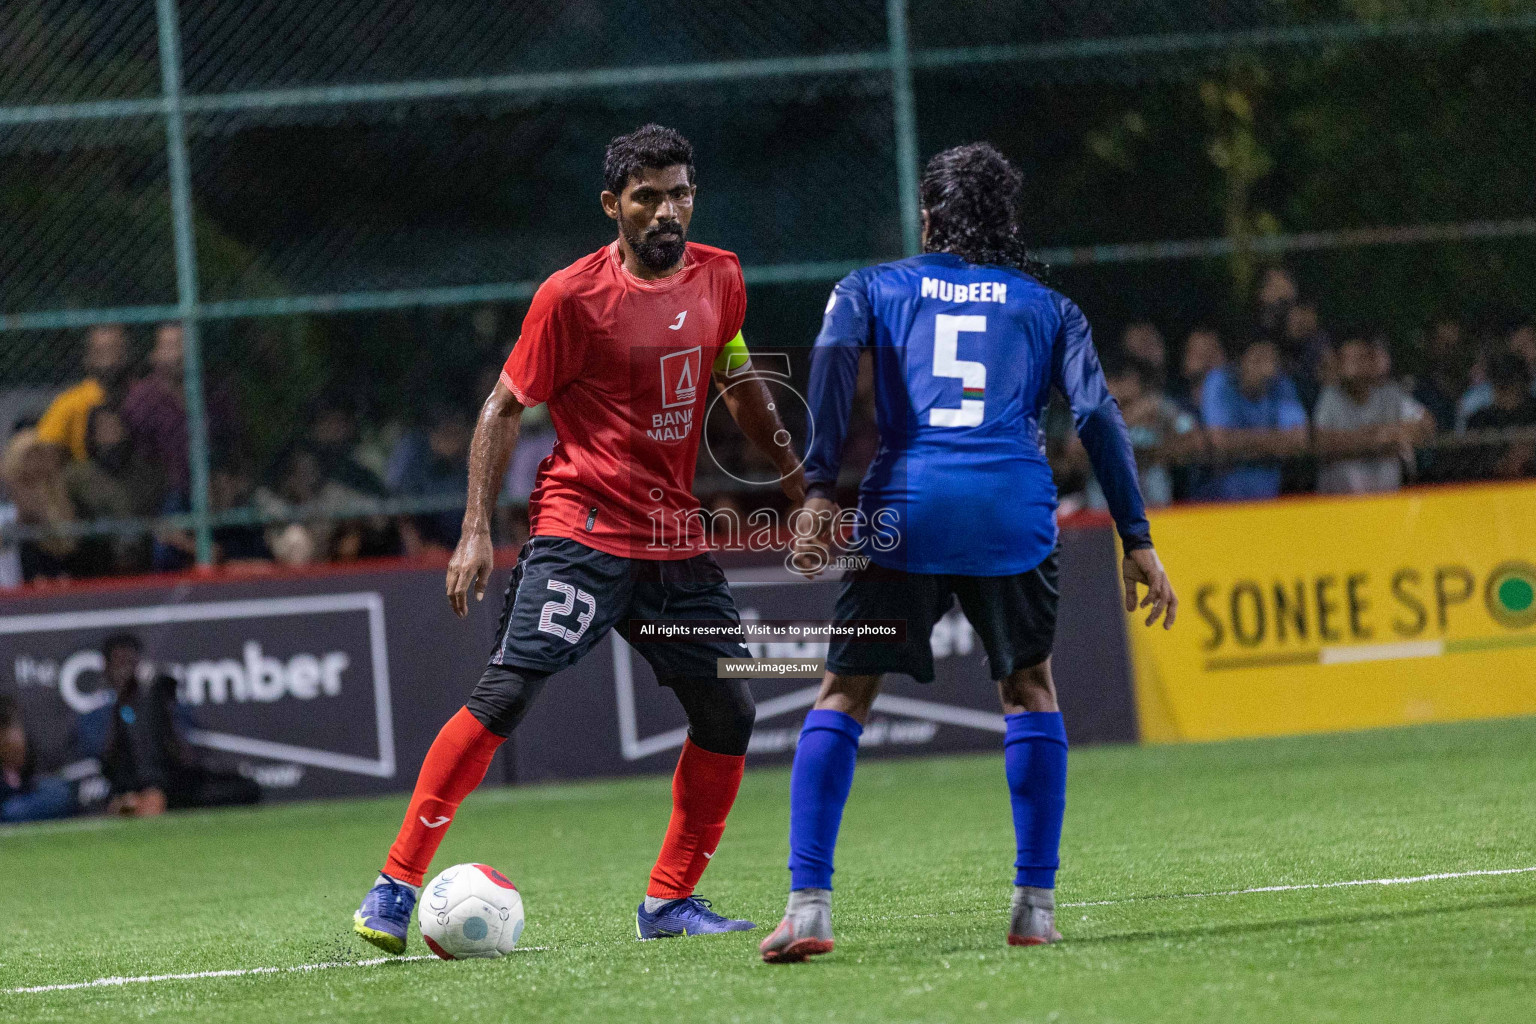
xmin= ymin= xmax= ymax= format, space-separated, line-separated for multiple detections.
xmin=500 ymin=369 xmax=538 ymax=407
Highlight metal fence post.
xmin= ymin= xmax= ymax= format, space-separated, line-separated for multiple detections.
xmin=155 ymin=0 xmax=213 ymax=565
xmin=887 ymin=0 xmax=922 ymax=256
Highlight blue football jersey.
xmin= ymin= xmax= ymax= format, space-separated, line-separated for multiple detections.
xmin=804 ymin=252 xmax=1150 ymax=575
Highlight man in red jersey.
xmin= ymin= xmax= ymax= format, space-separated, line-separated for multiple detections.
xmin=354 ymin=125 xmax=804 ymax=954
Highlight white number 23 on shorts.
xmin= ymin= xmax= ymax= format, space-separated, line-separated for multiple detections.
xmin=537 ymin=579 xmax=597 ymax=644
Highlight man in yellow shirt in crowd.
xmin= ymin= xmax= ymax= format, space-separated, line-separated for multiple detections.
xmin=35 ymin=323 xmax=130 ymax=461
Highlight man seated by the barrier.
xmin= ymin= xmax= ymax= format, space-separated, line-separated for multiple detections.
xmin=98 ymin=632 xmax=262 ymax=816
xmin=0 ymin=693 xmax=78 ymax=823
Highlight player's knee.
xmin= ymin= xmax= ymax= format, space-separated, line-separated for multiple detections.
xmin=705 ymin=686 xmax=756 ymax=757
xmin=815 ymin=673 xmax=882 ymax=722
xmin=734 ymin=689 xmax=757 ymax=734
xmin=466 ymin=663 xmax=551 ymax=737
xmin=999 ymin=657 xmax=1056 ymax=713
xmin=712 ymin=697 xmax=756 ymax=755
xmin=672 ymin=679 xmax=755 ymax=757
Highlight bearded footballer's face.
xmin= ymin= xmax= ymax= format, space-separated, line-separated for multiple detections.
xmin=602 ymin=163 xmax=694 ymax=278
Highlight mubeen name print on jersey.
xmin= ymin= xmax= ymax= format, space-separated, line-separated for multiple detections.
xmin=920 ymin=277 xmax=1008 ymax=304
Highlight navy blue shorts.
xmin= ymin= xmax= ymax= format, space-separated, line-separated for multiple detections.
xmin=825 ymin=552 xmax=1059 ymax=683
xmin=488 ymin=536 xmax=750 ymax=679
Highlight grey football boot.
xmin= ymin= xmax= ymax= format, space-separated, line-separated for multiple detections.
xmin=1007 ymin=886 xmax=1063 ymax=946
xmin=760 ymin=888 xmax=834 ymax=963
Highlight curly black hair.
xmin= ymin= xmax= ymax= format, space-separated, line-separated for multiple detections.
xmin=603 ymin=124 xmax=695 ymax=196
xmin=920 ymin=142 xmax=1047 ymax=280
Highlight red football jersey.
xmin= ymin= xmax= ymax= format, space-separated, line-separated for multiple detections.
xmin=501 ymin=240 xmax=747 ymax=559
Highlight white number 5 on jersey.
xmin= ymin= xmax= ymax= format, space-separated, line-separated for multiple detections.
xmin=929 ymin=313 xmax=986 ymax=427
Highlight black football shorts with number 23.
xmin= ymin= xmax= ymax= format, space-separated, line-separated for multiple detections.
xmin=488 ymin=536 xmax=751 ymax=678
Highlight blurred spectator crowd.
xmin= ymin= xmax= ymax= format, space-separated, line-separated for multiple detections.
xmin=3 ymin=265 xmax=1535 ymax=587
xmin=1 ymin=318 xmax=550 ymax=586
xmin=1050 ymin=266 xmax=1536 ymax=515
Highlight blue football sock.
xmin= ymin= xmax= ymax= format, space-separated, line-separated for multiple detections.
xmin=787 ymin=709 xmax=863 ymax=891
xmin=1004 ymin=711 xmax=1068 ymax=890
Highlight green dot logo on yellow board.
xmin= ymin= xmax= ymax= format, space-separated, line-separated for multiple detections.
xmin=1485 ymin=561 xmax=1536 ymax=628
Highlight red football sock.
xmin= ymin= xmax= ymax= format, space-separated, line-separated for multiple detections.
xmin=647 ymin=739 xmax=746 ymax=900
xmin=382 ymin=707 xmax=504 ymax=886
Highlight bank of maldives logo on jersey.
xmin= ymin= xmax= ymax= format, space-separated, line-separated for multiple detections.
xmin=651 ymin=345 xmax=702 ymax=442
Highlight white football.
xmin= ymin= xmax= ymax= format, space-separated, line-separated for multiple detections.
xmin=419 ymin=863 xmax=525 ymax=959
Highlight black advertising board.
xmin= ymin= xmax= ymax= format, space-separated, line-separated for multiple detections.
xmin=1 ymin=522 xmax=1136 ymax=802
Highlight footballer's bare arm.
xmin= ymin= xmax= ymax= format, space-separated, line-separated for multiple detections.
xmin=713 ymin=365 xmax=806 ymax=504
xmin=447 ymin=380 xmax=525 ymax=618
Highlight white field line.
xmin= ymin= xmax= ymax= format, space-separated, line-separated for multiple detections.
xmin=9 ymin=866 xmax=1534 ymax=995
xmin=1057 ymin=865 xmax=1536 ymax=908
xmin=5 ymin=948 xmax=551 ymax=996
xmin=876 ymin=865 xmax=1536 ymax=923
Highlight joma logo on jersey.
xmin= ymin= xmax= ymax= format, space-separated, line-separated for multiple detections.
xmin=659 ymin=346 xmax=702 ymax=409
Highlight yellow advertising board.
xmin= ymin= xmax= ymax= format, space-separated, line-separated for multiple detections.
xmin=1127 ymin=482 xmax=1536 ymax=743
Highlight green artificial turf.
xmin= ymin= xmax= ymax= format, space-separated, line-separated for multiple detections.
xmin=4 ymin=718 xmax=1535 ymax=1023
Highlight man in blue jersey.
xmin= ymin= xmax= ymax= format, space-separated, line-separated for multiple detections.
xmin=759 ymin=143 xmax=1178 ymax=963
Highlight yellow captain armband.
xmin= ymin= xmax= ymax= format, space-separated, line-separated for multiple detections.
xmin=712 ymin=330 xmax=751 ymax=374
